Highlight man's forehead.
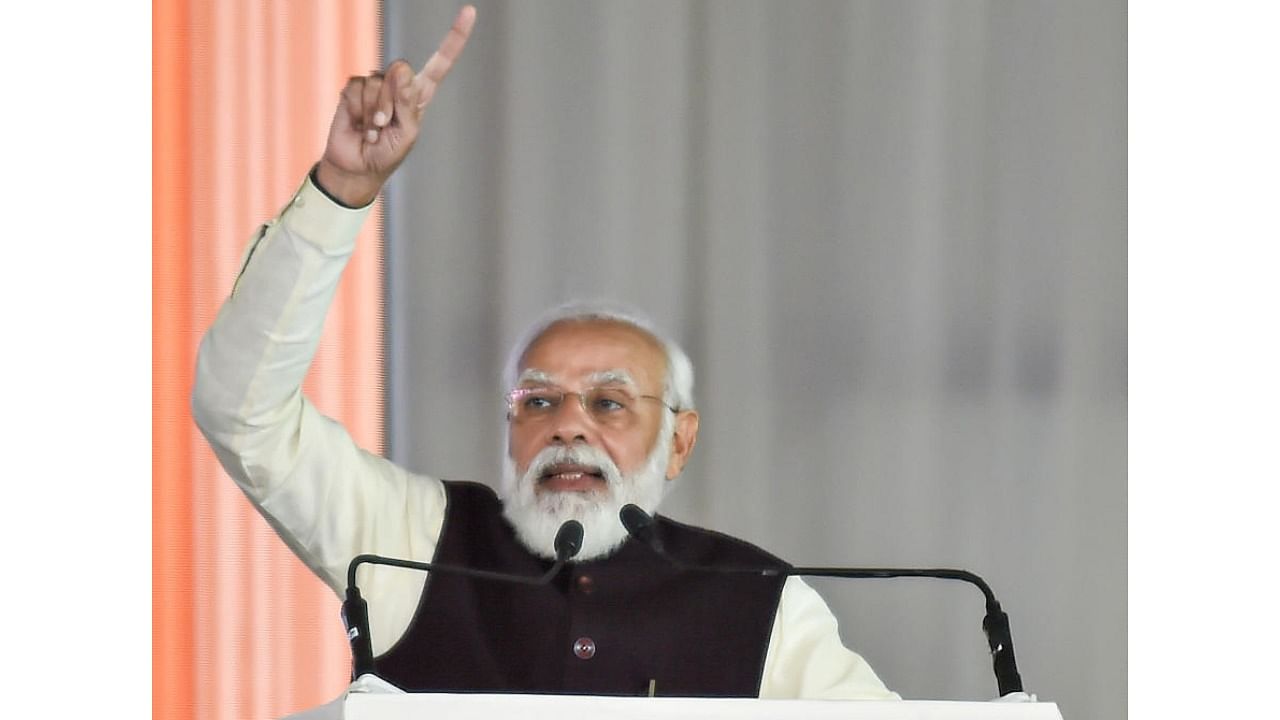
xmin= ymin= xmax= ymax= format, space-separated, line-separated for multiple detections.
xmin=517 ymin=319 xmax=667 ymax=386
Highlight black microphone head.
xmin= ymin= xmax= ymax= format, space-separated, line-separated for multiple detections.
xmin=619 ymin=504 xmax=664 ymax=553
xmin=553 ymin=519 xmax=585 ymax=561
xmin=619 ymin=503 xmax=654 ymax=537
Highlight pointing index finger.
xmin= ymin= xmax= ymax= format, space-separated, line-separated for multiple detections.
xmin=416 ymin=5 xmax=477 ymax=89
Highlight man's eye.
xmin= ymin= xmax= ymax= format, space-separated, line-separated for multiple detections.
xmin=591 ymin=394 xmax=628 ymax=413
xmin=523 ymin=394 xmax=556 ymax=410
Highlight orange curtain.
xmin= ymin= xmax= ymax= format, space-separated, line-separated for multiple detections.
xmin=154 ymin=2 xmax=382 ymax=718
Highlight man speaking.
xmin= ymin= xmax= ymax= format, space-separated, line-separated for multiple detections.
xmin=192 ymin=5 xmax=895 ymax=700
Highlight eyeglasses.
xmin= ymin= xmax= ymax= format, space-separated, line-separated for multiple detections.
xmin=506 ymin=386 xmax=677 ymax=428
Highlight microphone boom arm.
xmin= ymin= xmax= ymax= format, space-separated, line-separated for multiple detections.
xmin=346 ymin=553 xmax=566 ymax=592
xmin=620 ymin=503 xmax=1023 ymax=698
xmin=785 ymin=565 xmax=1023 ymax=697
xmin=340 ymin=519 xmax=583 ymax=682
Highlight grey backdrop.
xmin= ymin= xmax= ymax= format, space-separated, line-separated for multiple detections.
xmin=380 ymin=1 xmax=1125 ymax=718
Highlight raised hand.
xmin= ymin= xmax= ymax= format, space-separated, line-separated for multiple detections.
xmin=316 ymin=5 xmax=477 ymax=207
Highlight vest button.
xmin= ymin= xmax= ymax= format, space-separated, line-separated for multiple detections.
xmin=576 ymin=574 xmax=595 ymax=595
xmin=572 ymin=636 xmax=596 ymax=660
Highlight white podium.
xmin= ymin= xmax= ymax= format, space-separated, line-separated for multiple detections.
xmin=284 ymin=678 xmax=1063 ymax=720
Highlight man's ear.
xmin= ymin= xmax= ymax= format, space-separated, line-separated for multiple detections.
xmin=665 ymin=410 xmax=700 ymax=480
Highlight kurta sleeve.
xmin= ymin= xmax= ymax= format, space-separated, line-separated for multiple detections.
xmin=758 ymin=576 xmax=900 ymax=699
xmin=191 ymin=174 xmax=446 ymax=654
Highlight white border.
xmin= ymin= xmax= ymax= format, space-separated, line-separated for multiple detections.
xmin=1131 ymin=1 xmax=1280 ymax=716
xmin=1 ymin=2 xmax=150 ymax=713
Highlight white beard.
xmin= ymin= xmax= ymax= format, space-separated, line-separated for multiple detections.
xmin=499 ymin=425 xmax=674 ymax=562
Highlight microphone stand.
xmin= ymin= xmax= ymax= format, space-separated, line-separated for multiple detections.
xmin=341 ymin=519 xmax=584 ymax=680
xmin=783 ymin=565 xmax=1022 ymax=697
xmin=620 ymin=504 xmax=1024 ymax=697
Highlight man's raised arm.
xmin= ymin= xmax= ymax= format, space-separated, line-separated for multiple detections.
xmin=190 ymin=6 xmax=477 ymax=597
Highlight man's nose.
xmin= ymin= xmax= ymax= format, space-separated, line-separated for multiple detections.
xmin=550 ymin=392 xmax=593 ymax=444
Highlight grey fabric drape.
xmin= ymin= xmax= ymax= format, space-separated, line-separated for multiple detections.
xmin=381 ymin=1 xmax=1125 ymax=718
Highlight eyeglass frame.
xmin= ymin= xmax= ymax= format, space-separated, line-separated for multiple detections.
xmin=504 ymin=385 xmax=679 ymax=424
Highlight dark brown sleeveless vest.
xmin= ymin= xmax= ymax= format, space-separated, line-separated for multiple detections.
xmin=373 ymin=481 xmax=789 ymax=697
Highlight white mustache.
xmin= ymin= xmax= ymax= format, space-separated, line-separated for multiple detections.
xmin=527 ymin=444 xmax=623 ymax=487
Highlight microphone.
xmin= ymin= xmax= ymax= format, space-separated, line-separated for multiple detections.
xmin=619 ymin=503 xmax=668 ymax=556
xmin=619 ymin=504 xmax=1025 ymax=698
xmin=341 ymin=519 xmax=584 ymax=679
xmin=621 ymin=503 xmax=779 ymax=575
xmin=554 ymin=517 xmax=585 ymax=561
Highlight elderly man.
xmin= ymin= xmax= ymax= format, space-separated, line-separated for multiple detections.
xmin=192 ymin=6 xmax=895 ymax=700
